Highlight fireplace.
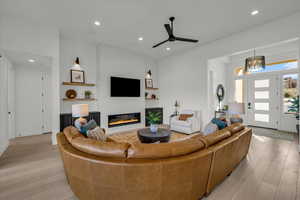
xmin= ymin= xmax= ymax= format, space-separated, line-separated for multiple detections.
xmin=108 ymin=112 xmax=141 ymax=128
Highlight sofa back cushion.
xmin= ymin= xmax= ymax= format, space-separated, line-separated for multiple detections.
xmin=71 ymin=137 xmax=129 ymax=158
xmin=63 ymin=126 xmax=85 ymax=143
xmin=201 ymin=129 xmax=231 ymax=147
xmin=127 ymin=134 xmax=205 ymax=159
xmin=228 ymin=123 xmax=245 ymax=135
xmin=63 ymin=126 xmax=129 ymax=158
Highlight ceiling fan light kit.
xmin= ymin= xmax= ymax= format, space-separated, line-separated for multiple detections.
xmin=153 ymin=17 xmax=199 ymax=48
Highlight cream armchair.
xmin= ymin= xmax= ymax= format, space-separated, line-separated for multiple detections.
xmin=170 ymin=110 xmax=201 ymax=134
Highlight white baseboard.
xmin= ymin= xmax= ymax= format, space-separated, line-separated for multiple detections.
xmin=0 ymin=140 xmax=9 ymax=157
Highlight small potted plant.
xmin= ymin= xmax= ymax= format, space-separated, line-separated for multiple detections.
xmin=84 ymin=90 xmax=92 ymax=99
xmin=147 ymin=112 xmax=161 ymax=133
xmin=288 ymin=95 xmax=299 ymax=133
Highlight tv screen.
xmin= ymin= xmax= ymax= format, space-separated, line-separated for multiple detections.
xmin=111 ymin=76 xmax=141 ymax=97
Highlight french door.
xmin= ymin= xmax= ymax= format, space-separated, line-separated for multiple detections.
xmin=246 ymin=74 xmax=279 ymax=129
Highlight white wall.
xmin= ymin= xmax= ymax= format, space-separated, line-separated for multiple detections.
xmin=158 ymin=12 xmax=300 ymax=129
xmin=59 ymin=39 xmax=159 ymax=133
xmin=97 ymin=44 xmax=158 ymax=133
xmin=208 ymin=57 xmax=229 ymax=116
xmin=0 ymin=56 xmax=10 ymax=155
xmin=0 ymin=17 xmax=60 ymax=144
xmin=60 ymin=38 xmax=98 ymax=113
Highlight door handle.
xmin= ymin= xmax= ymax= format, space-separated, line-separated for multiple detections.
xmin=248 ymin=102 xmax=252 ymax=109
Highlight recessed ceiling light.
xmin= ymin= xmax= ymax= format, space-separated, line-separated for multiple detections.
xmin=94 ymin=21 xmax=101 ymax=26
xmin=28 ymin=59 xmax=35 ymax=63
xmin=138 ymin=37 xmax=143 ymax=41
xmin=251 ymin=10 xmax=259 ymax=16
xmin=166 ymin=47 xmax=171 ymax=51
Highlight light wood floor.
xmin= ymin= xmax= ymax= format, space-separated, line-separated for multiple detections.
xmin=0 ymin=131 xmax=299 ymax=200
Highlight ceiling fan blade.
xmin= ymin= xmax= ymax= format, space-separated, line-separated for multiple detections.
xmin=175 ymin=37 xmax=198 ymax=43
xmin=164 ymin=24 xmax=172 ymax=36
xmin=152 ymin=39 xmax=169 ymax=48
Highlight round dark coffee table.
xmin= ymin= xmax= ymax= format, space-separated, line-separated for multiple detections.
xmin=137 ymin=128 xmax=171 ymax=143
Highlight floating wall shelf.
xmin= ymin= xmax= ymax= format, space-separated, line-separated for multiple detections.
xmin=62 ymin=82 xmax=96 ymax=87
xmin=145 ymin=98 xmax=159 ymax=100
xmin=63 ymin=98 xmax=97 ymax=102
xmin=145 ymin=87 xmax=159 ymax=90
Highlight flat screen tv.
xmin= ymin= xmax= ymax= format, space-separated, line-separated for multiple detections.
xmin=111 ymin=76 xmax=141 ymax=97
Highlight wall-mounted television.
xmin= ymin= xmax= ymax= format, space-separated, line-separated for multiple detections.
xmin=111 ymin=76 xmax=141 ymax=97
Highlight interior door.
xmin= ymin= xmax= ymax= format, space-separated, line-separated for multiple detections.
xmin=246 ymin=74 xmax=279 ymax=129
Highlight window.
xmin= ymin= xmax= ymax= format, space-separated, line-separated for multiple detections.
xmin=255 ymin=79 xmax=269 ymax=88
xmin=255 ymin=113 xmax=270 ymax=122
xmin=235 ymin=79 xmax=243 ymax=103
xmin=283 ymin=73 xmax=298 ymax=114
xmin=255 ymin=103 xmax=269 ymax=111
xmin=234 ymin=60 xmax=298 ymax=76
xmin=255 ymin=91 xmax=269 ymax=99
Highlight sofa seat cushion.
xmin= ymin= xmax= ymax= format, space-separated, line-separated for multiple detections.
xmin=200 ymin=129 xmax=231 ymax=147
xmin=127 ymin=134 xmax=205 ymax=159
xmin=63 ymin=126 xmax=85 ymax=143
xmin=71 ymin=137 xmax=129 ymax=158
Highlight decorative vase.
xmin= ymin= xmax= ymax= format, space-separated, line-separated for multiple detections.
xmin=150 ymin=124 xmax=158 ymax=133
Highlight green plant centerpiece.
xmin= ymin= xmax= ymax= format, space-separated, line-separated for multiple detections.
xmin=288 ymin=95 xmax=299 ymax=133
xmin=147 ymin=112 xmax=162 ymax=133
xmin=84 ymin=90 xmax=92 ymax=99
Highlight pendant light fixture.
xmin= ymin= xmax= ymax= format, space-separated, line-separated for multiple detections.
xmin=245 ymin=49 xmax=265 ymax=73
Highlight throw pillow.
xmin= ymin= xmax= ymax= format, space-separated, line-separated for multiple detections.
xmin=179 ymin=114 xmax=193 ymax=121
xmin=87 ymin=127 xmax=107 ymax=141
xmin=211 ymin=118 xmax=228 ymax=130
xmin=83 ymin=119 xmax=97 ymax=130
xmin=80 ymin=119 xmax=98 ymax=136
xmin=203 ymin=122 xmax=218 ymax=136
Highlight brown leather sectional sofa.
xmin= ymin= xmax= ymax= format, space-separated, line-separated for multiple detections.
xmin=57 ymin=123 xmax=252 ymax=200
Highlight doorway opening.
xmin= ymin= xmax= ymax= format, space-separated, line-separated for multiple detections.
xmin=208 ymin=39 xmax=299 ymax=141
xmin=232 ymin=39 xmax=299 ymax=136
xmin=3 ymin=50 xmax=53 ymax=139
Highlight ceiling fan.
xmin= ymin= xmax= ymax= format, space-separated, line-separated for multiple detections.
xmin=152 ymin=17 xmax=198 ymax=48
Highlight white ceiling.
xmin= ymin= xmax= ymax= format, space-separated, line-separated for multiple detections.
xmin=1 ymin=0 xmax=300 ymax=60
xmin=4 ymin=50 xmax=52 ymax=68
xmin=229 ymin=39 xmax=299 ymax=65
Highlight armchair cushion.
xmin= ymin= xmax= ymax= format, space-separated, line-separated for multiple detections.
xmin=171 ymin=118 xmax=192 ymax=127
